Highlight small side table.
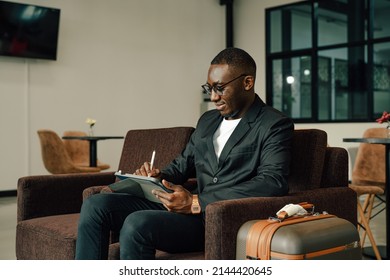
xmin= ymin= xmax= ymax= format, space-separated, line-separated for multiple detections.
xmin=62 ymin=136 xmax=124 ymax=167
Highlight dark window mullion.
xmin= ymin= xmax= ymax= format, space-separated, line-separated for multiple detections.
xmin=367 ymin=0 xmax=374 ymax=119
xmin=312 ymin=1 xmax=318 ymax=122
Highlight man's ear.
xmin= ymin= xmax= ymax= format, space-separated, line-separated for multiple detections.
xmin=244 ymin=76 xmax=254 ymax=91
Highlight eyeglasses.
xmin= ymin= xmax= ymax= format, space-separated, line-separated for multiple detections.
xmin=201 ymin=74 xmax=247 ymax=96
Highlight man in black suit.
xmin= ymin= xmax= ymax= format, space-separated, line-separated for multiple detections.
xmin=76 ymin=47 xmax=294 ymax=259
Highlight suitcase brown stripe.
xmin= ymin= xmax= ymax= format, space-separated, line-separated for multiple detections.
xmin=270 ymin=242 xmax=358 ymax=260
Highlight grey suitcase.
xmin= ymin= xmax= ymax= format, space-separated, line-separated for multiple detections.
xmin=236 ymin=214 xmax=362 ymax=260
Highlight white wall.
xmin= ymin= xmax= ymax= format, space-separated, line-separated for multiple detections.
xmin=0 ymin=0 xmax=225 ymax=191
xmin=0 ymin=0 xmax=383 ymax=191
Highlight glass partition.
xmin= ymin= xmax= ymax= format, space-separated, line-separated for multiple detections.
xmin=272 ymin=56 xmax=312 ymax=119
xmin=269 ymin=3 xmax=312 ymax=53
xmin=373 ymin=42 xmax=390 ymax=114
xmin=266 ymin=0 xmax=390 ymax=123
xmin=373 ymin=0 xmax=390 ymax=39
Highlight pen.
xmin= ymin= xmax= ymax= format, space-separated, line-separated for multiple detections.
xmin=150 ymin=150 xmax=156 ymax=172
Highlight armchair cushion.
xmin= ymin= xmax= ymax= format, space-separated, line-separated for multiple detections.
xmin=16 ymin=213 xmax=79 ymax=260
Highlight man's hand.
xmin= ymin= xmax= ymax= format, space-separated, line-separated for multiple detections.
xmin=134 ymin=162 xmax=161 ymax=178
xmin=152 ymin=180 xmax=193 ymax=214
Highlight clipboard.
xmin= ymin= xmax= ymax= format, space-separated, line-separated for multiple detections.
xmin=109 ymin=171 xmax=172 ymax=203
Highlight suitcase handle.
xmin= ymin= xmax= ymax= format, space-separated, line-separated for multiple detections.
xmin=276 ymin=202 xmax=315 ymax=221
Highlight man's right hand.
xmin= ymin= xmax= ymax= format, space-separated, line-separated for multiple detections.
xmin=134 ymin=162 xmax=161 ymax=178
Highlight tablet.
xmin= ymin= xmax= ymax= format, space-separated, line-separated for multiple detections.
xmin=114 ymin=171 xmax=164 ymax=186
xmin=110 ymin=171 xmax=172 ymax=203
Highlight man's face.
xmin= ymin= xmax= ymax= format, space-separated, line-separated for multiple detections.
xmin=206 ymin=64 xmax=250 ymax=119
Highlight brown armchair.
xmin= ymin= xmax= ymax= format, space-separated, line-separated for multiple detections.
xmin=16 ymin=126 xmax=195 ymax=259
xmin=16 ymin=128 xmax=356 ymax=260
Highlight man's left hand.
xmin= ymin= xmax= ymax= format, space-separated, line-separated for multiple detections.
xmin=152 ymin=180 xmax=193 ymax=214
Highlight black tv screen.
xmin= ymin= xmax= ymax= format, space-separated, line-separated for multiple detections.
xmin=0 ymin=0 xmax=60 ymax=60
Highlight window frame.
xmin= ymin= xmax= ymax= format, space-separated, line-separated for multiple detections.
xmin=265 ymin=0 xmax=390 ymax=123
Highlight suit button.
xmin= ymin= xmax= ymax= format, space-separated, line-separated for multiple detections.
xmin=213 ymin=177 xmax=218 ymax=183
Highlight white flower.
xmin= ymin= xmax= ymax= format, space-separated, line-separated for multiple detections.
xmin=86 ymin=118 xmax=96 ymax=128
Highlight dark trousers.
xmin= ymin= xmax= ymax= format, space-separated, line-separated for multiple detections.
xmin=75 ymin=193 xmax=205 ymax=260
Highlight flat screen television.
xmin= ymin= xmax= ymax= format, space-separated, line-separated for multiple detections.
xmin=0 ymin=0 xmax=60 ymax=60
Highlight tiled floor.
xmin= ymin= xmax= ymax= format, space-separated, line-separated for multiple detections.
xmin=0 ymin=195 xmax=386 ymax=260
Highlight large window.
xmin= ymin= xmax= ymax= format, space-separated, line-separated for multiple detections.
xmin=266 ymin=0 xmax=390 ymax=122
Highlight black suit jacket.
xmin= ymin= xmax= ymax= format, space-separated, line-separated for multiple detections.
xmin=162 ymin=95 xmax=294 ymax=210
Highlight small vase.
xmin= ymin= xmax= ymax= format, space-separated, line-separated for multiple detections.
xmin=88 ymin=127 xmax=94 ymax=136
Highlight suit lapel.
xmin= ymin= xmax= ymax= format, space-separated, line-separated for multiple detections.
xmin=200 ymin=114 xmax=222 ymax=173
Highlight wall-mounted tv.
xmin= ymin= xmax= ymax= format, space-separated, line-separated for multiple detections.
xmin=0 ymin=0 xmax=60 ymax=60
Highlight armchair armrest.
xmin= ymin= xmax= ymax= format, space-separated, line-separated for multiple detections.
xmin=17 ymin=172 xmax=116 ymax=222
xmin=204 ymin=187 xmax=356 ymax=260
xmin=82 ymin=185 xmax=112 ymax=201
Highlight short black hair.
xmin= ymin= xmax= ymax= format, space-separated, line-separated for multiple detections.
xmin=211 ymin=47 xmax=256 ymax=77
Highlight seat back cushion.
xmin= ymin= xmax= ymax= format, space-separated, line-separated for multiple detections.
xmin=117 ymin=127 xmax=195 ymax=174
xmin=288 ymin=129 xmax=327 ymax=192
xmin=320 ymin=147 xmax=349 ymax=188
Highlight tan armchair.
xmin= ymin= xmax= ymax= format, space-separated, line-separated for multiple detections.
xmin=348 ymin=127 xmax=386 ymax=260
xmin=16 ymin=128 xmax=356 ymax=259
xmin=37 ymin=129 xmax=101 ymax=174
